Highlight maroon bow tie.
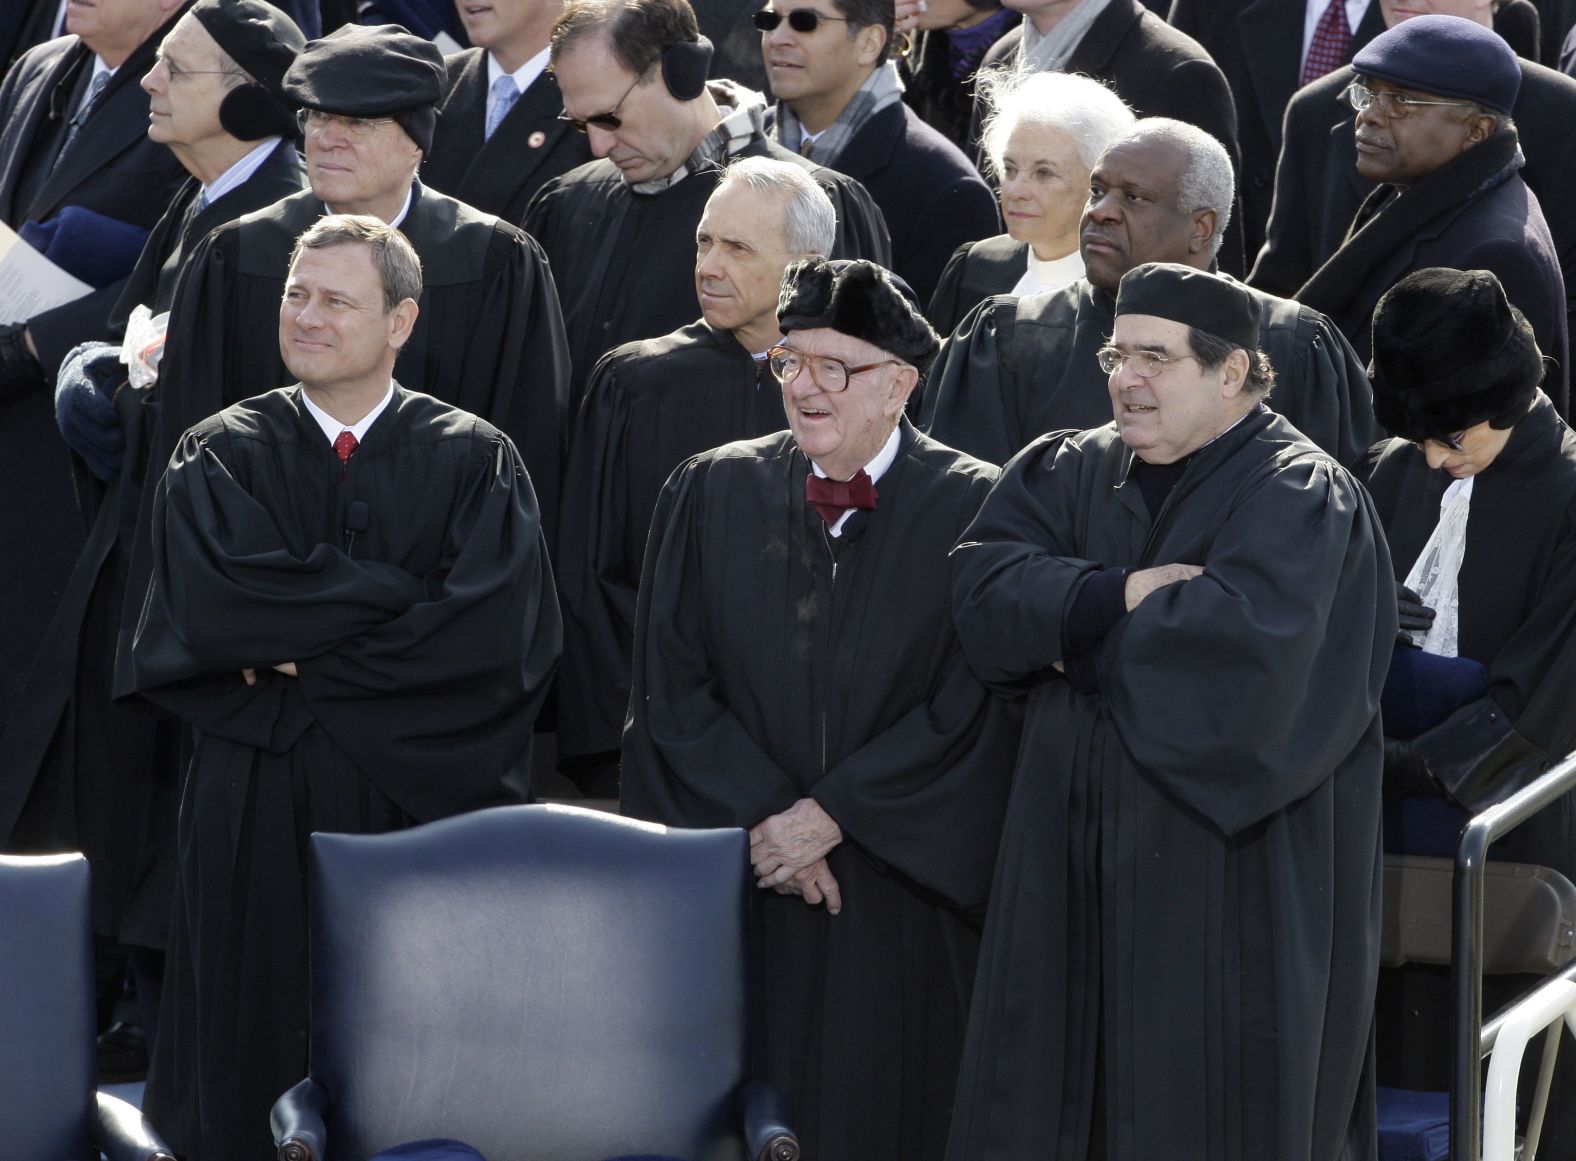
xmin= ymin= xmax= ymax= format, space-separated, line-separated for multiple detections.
xmin=806 ymin=469 xmax=878 ymax=527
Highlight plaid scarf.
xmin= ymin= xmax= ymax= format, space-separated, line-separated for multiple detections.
xmin=773 ymin=60 xmax=906 ymax=167
xmin=631 ymin=80 xmax=768 ymax=195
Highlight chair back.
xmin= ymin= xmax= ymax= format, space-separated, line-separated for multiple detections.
xmin=307 ymin=804 xmax=751 ymax=1161
xmin=0 ymin=853 xmax=95 ymax=1160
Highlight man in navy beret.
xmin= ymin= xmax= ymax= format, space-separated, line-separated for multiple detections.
xmin=1293 ymin=15 xmax=1568 ymax=411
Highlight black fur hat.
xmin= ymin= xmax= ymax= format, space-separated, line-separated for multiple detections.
xmin=777 ymin=258 xmax=941 ymax=375
xmin=1370 ymin=267 xmax=1542 ymax=441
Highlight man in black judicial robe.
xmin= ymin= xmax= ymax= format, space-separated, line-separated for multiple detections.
xmin=556 ymin=157 xmax=834 ymax=793
xmin=947 ymin=262 xmax=1393 ymax=1161
xmin=0 ymin=0 xmax=307 ymax=1053
xmin=621 ymin=258 xmax=1018 ymax=1161
xmin=131 ymin=217 xmax=560 ymax=1161
xmin=919 ymin=118 xmax=1377 ymax=467
xmin=0 ymin=0 xmax=189 ymax=754
xmin=1292 ymin=17 xmax=1570 ymax=409
xmin=1251 ymin=8 xmax=1576 ymax=383
xmin=420 ymin=0 xmax=593 ymax=221
xmin=146 ymin=23 xmax=570 ymax=554
xmin=525 ymin=0 xmax=891 ymax=406
xmin=1359 ymin=266 xmax=1576 ymax=1153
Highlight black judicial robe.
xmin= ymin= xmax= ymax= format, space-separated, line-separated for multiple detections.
xmin=0 ymin=138 xmax=305 ymax=942
xmin=131 ymin=384 xmax=560 ymax=1161
xmin=524 ymin=136 xmax=891 ymax=406
xmin=947 ymin=409 xmax=1393 ymax=1161
xmin=556 ymin=320 xmax=786 ymax=766
xmin=621 ymin=425 xmax=1019 ymax=1161
xmin=926 ymin=234 xmax=1029 ymax=333
xmin=422 ymin=49 xmax=592 ymax=223
xmin=918 ymin=278 xmax=1377 ymax=468
xmin=1362 ymin=394 xmax=1576 ymax=877
xmin=148 ymin=181 xmax=569 ymax=547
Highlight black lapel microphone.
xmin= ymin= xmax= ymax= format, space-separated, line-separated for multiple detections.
xmin=344 ymin=500 xmax=369 ymax=556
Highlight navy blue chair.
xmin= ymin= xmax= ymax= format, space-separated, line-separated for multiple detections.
xmin=271 ymin=804 xmax=798 ymax=1161
xmin=0 ymin=853 xmax=173 ymax=1161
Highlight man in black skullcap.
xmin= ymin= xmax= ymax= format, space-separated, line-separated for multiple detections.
xmin=1362 ymin=265 xmax=1576 ymax=1153
xmin=0 ymin=0 xmax=306 ymax=1083
xmin=948 ymin=261 xmax=1395 ymax=1161
xmin=621 ymin=257 xmax=1018 ymax=1161
xmin=524 ymin=0 xmax=891 ymax=407
xmin=146 ymin=22 xmax=569 ymax=553
xmin=1293 ymin=15 xmax=1567 ymax=410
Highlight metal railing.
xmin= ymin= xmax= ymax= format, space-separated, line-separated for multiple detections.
xmin=1451 ymin=752 xmax=1576 ymax=1161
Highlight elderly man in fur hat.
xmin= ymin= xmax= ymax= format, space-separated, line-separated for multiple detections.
xmin=620 ymin=257 xmax=1020 ymax=1161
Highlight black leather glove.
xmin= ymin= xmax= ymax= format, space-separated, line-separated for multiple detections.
xmin=1383 ymin=736 xmax=1439 ymax=800
xmin=0 ymin=323 xmax=45 ymax=407
xmin=1396 ymin=582 xmax=1436 ymax=646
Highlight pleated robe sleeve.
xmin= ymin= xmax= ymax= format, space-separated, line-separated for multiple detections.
xmin=916 ymin=294 xmax=1024 ymax=465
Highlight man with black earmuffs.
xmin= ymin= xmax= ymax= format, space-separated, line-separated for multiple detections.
xmin=525 ymin=0 xmax=893 ymax=409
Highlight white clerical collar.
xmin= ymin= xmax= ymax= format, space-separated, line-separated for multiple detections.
xmin=1012 ymin=247 xmax=1084 ymax=298
xmin=200 ymin=137 xmax=282 ymax=206
xmin=326 ymin=184 xmax=413 ymax=228
xmin=301 ymin=381 xmax=396 ymax=447
xmin=811 ymin=423 xmax=903 ymax=537
xmin=486 ymin=45 xmax=550 ymax=96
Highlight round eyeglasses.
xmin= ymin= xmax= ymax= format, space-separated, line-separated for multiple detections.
xmin=296 ymin=109 xmax=398 ymax=142
xmin=1095 ymin=346 xmax=1199 ymax=379
xmin=768 ymin=345 xmax=899 ymax=391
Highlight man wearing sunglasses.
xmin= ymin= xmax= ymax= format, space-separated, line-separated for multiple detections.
xmin=758 ymin=0 xmax=997 ymax=307
xmin=138 ymin=22 xmax=571 ymax=553
xmin=1294 ymin=15 xmax=1567 ymax=411
xmin=524 ymin=0 xmax=891 ymax=409
xmin=949 ymin=260 xmax=1394 ymax=1161
xmin=621 ymin=256 xmax=1018 ymax=1161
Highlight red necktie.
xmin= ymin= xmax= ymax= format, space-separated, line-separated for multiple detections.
xmin=1302 ymin=0 xmax=1352 ymax=86
xmin=806 ymin=469 xmax=878 ymax=527
xmin=333 ymin=430 xmax=358 ymax=463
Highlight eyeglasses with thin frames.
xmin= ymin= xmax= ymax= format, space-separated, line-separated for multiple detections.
xmin=768 ymin=345 xmax=899 ymax=391
xmin=752 ymin=8 xmax=856 ymax=33
xmin=1342 ymin=80 xmax=1477 ymax=120
xmin=1414 ymin=431 xmax=1468 ymax=452
xmin=154 ymin=53 xmax=243 ymax=84
xmin=1095 ymin=346 xmax=1199 ymax=379
xmin=297 ymin=109 xmax=398 ymax=142
xmin=557 ymin=71 xmax=644 ymax=133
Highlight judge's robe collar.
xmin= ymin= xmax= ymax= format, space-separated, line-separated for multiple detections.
xmin=1111 ymin=402 xmax=1276 ymax=517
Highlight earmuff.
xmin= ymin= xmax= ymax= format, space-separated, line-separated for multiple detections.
xmin=659 ymin=34 xmax=714 ymax=101
xmin=219 ymin=82 xmax=299 ymax=142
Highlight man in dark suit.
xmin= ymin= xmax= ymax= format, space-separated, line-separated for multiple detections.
xmin=2 ymin=0 xmax=64 ymax=71
xmin=1293 ymin=16 xmax=1568 ymax=410
xmin=422 ymin=0 xmax=592 ymax=221
xmin=1168 ymin=0 xmax=1386 ymax=270
xmin=762 ymin=0 xmax=998 ymax=305
xmin=1252 ymin=0 xmax=1576 ymax=347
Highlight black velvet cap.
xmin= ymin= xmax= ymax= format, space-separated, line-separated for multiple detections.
xmin=191 ymin=0 xmax=304 ymax=93
xmin=282 ymin=24 xmax=444 ymax=150
xmin=1114 ymin=262 xmax=1259 ymax=350
xmin=777 ymin=258 xmax=941 ymax=374
xmin=1370 ymin=267 xmax=1541 ymax=440
xmin=1352 ymin=14 xmax=1520 ymax=117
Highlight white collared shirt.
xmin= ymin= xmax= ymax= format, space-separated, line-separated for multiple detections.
xmin=486 ymin=46 xmax=550 ymax=125
xmin=80 ymin=56 xmax=115 ymax=115
xmin=301 ymin=381 xmax=396 ymax=448
xmin=1301 ymin=0 xmax=1372 ymax=70
xmin=810 ymin=423 xmax=902 ymax=537
xmin=200 ymin=137 xmax=283 ymax=207
xmin=326 ymin=184 xmax=414 ymax=229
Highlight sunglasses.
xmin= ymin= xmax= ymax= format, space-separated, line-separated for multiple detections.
xmin=752 ymin=8 xmax=855 ymax=32
xmin=556 ymin=71 xmax=643 ymax=133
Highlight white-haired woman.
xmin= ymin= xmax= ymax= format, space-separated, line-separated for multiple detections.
xmin=927 ymin=70 xmax=1133 ymax=332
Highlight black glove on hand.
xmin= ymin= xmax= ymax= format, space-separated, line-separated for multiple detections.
xmin=1383 ymin=736 xmax=1439 ymax=800
xmin=1396 ymin=582 xmax=1436 ymax=645
xmin=0 ymin=323 xmax=45 ymax=407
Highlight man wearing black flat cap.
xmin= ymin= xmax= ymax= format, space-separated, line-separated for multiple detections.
xmin=1292 ymin=14 xmax=1568 ymax=411
xmin=146 ymin=22 xmax=570 ymax=557
xmin=948 ymin=261 xmax=1394 ymax=1161
xmin=524 ymin=0 xmax=892 ymax=408
xmin=1362 ymin=265 xmax=1576 ymax=1153
xmin=621 ymin=257 xmax=1018 ymax=1161
xmin=0 ymin=0 xmax=307 ymax=1086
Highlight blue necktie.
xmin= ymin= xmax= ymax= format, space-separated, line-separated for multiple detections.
xmin=60 ymin=69 xmax=110 ymax=159
xmin=485 ymin=75 xmax=520 ymax=140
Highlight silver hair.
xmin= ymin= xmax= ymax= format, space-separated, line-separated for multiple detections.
xmin=1107 ymin=118 xmax=1236 ymax=259
xmin=977 ymin=69 xmax=1136 ymax=182
xmin=289 ymin=214 xmax=423 ymax=312
xmin=714 ymin=157 xmax=838 ymax=256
